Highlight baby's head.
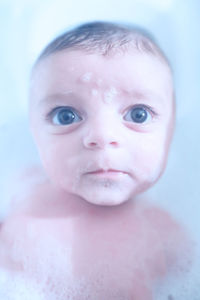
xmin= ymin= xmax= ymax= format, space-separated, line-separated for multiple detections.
xmin=29 ymin=21 xmax=175 ymax=206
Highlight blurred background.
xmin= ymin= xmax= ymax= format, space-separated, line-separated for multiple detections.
xmin=0 ymin=0 xmax=200 ymax=297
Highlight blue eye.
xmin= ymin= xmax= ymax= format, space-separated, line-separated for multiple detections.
xmin=50 ymin=107 xmax=82 ymax=125
xmin=124 ymin=106 xmax=152 ymax=123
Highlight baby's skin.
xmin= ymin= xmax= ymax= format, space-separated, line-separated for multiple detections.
xmin=0 ymin=49 xmax=190 ymax=299
xmin=0 ymin=172 xmax=188 ymax=299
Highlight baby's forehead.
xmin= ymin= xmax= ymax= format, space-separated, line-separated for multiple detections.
xmin=30 ymin=49 xmax=174 ymax=109
xmin=33 ymin=50 xmax=171 ymax=83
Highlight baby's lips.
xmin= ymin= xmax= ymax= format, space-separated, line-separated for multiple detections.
xmin=86 ymin=169 xmax=127 ymax=174
xmin=84 ymin=169 xmax=131 ymax=180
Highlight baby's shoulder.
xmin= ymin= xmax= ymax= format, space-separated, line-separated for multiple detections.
xmin=140 ymin=204 xmax=189 ymax=248
xmin=5 ymin=165 xmax=59 ymax=217
xmin=143 ymin=204 xmax=193 ymax=268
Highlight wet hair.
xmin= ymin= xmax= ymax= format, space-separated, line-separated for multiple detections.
xmin=34 ymin=21 xmax=171 ymax=69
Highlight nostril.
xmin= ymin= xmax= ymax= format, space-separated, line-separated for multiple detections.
xmin=86 ymin=140 xmax=119 ymax=148
xmin=89 ymin=142 xmax=97 ymax=147
xmin=110 ymin=141 xmax=118 ymax=146
xmin=83 ymin=131 xmax=120 ymax=149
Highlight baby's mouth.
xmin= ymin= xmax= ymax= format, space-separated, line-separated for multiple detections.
xmin=85 ymin=169 xmax=129 ymax=178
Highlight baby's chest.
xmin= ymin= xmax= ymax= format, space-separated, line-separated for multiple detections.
xmin=1 ymin=214 xmax=164 ymax=269
xmin=0 ymin=215 xmax=169 ymax=300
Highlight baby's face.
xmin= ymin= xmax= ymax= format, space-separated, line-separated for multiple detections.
xmin=29 ymin=50 xmax=174 ymax=206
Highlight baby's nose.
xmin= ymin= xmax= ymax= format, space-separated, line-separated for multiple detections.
xmin=82 ymin=116 xmax=121 ymax=150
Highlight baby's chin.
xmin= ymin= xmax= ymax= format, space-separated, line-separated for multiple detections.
xmin=73 ymin=185 xmax=135 ymax=206
xmin=81 ymin=195 xmax=130 ymax=206
xmin=63 ymin=173 xmax=141 ymax=206
xmin=54 ymin=177 xmax=155 ymax=207
xmin=56 ymin=173 xmax=156 ymax=206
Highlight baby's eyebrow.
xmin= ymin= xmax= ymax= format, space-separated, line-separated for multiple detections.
xmin=38 ymin=92 xmax=75 ymax=106
xmin=122 ymin=88 xmax=159 ymax=100
xmin=120 ymin=88 xmax=167 ymax=106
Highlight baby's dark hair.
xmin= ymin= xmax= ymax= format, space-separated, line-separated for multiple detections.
xmin=34 ymin=21 xmax=171 ymax=69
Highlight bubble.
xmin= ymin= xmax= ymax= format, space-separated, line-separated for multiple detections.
xmin=81 ymin=72 xmax=92 ymax=82
xmin=104 ymin=87 xmax=118 ymax=103
xmin=91 ymin=89 xmax=98 ymax=96
xmin=153 ymin=249 xmax=200 ymax=300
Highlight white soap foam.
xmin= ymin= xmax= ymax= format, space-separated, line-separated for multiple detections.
xmin=153 ymin=251 xmax=200 ymax=299
xmin=91 ymin=89 xmax=98 ymax=96
xmin=81 ymin=72 xmax=92 ymax=82
xmin=104 ymin=87 xmax=118 ymax=103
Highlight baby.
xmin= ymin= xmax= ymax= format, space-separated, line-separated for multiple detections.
xmin=0 ymin=21 xmax=190 ymax=299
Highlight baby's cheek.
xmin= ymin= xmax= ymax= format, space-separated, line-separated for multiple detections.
xmin=36 ymin=140 xmax=64 ymax=182
xmin=133 ymin=135 xmax=167 ymax=182
xmin=41 ymin=143 xmax=78 ymax=189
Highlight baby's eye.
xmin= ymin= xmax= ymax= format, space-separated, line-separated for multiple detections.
xmin=49 ymin=106 xmax=82 ymax=125
xmin=124 ymin=105 xmax=152 ymax=123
